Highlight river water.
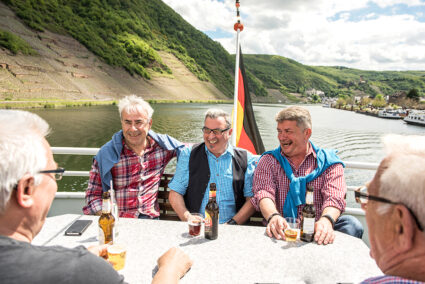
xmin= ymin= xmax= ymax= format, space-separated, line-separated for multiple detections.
xmin=30 ymin=103 xmax=424 ymax=208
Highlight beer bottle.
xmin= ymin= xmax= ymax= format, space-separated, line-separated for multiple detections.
xmin=205 ymin=183 xmax=219 ymax=240
xmin=301 ymin=185 xmax=316 ymax=242
xmin=98 ymin=190 xmax=115 ymax=245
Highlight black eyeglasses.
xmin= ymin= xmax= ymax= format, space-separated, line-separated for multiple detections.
xmin=355 ymin=185 xmax=423 ymax=231
xmin=202 ymin=126 xmax=230 ymax=136
xmin=38 ymin=167 xmax=65 ymax=181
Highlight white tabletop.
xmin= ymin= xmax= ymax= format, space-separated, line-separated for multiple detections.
xmin=33 ymin=214 xmax=383 ymax=284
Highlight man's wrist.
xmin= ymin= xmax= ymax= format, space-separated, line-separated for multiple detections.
xmin=267 ymin=212 xmax=281 ymax=224
xmin=320 ymin=214 xmax=335 ymax=229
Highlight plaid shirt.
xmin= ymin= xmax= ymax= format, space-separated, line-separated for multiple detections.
xmin=251 ymin=143 xmax=346 ymax=220
xmin=361 ymin=275 xmax=425 ymax=283
xmin=83 ymin=137 xmax=176 ymax=218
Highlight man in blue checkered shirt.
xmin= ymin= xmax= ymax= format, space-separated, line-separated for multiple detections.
xmin=168 ymin=109 xmax=257 ymax=224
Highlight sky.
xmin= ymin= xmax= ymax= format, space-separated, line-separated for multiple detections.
xmin=162 ymin=0 xmax=425 ymax=71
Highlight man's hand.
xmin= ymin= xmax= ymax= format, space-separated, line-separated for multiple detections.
xmin=157 ymin=247 xmax=193 ymax=280
xmin=87 ymin=244 xmax=109 ymax=259
xmin=314 ymin=217 xmax=335 ymax=245
xmin=266 ymin=214 xmax=287 ymax=240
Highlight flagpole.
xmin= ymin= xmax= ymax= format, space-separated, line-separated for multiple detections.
xmin=232 ymin=0 xmax=243 ymax=147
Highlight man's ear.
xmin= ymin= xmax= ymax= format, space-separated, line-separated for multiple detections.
xmin=15 ymin=174 xmax=35 ymax=208
xmin=392 ymin=205 xmax=415 ymax=252
xmin=228 ymin=128 xmax=233 ymax=137
xmin=304 ymin=128 xmax=312 ymax=139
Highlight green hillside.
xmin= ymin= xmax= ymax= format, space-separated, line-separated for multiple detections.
xmin=2 ymin=0 xmax=235 ymax=96
xmin=2 ymin=0 xmax=425 ymax=102
xmin=243 ymin=54 xmax=425 ymax=99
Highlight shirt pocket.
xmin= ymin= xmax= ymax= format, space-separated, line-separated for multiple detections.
xmin=115 ymin=187 xmax=139 ymax=211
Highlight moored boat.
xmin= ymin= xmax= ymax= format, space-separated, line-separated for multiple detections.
xmin=377 ymin=109 xmax=405 ymax=119
xmin=404 ymin=110 xmax=425 ymax=126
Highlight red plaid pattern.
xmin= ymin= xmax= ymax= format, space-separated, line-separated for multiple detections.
xmin=251 ymin=144 xmax=346 ymax=219
xmin=83 ymin=137 xmax=176 ymax=218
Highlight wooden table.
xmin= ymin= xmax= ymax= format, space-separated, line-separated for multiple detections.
xmin=33 ymin=214 xmax=382 ymax=284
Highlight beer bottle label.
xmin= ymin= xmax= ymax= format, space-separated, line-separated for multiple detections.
xmin=99 ymin=227 xmax=105 ymax=245
xmin=303 ymin=217 xmax=315 ymax=234
xmin=205 ymin=212 xmax=212 ymax=232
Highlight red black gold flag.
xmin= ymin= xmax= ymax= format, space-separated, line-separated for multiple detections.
xmin=235 ymin=47 xmax=265 ymax=155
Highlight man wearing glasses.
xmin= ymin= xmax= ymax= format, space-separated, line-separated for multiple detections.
xmin=358 ymin=135 xmax=425 ymax=284
xmin=168 ymin=108 xmax=257 ymax=224
xmin=83 ymin=95 xmax=185 ymax=219
xmin=0 ymin=110 xmax=192 ymax=284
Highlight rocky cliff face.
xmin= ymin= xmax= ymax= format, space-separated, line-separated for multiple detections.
xmin=0 ymin=2 xmax=227 ymax=102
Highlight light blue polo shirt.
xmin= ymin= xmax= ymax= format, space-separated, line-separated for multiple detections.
xmin=168 ymin=144 xmax=257 ymax=223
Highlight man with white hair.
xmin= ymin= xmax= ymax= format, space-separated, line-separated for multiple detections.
xmin=358 ymin=135 xmax=425 ymax=283
xmin=0 ymin=110 xmax=192 ymax=284
xmin=83 ymin=95 xmax=185 ymax=219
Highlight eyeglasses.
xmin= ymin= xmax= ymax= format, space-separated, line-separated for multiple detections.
xmin=38 ymin=167 xmax=66 ymax=181
xmin=202 ymin=126 xmax=230 ymax=136
xmin=355 ymin=185 xmax=423 ymax=231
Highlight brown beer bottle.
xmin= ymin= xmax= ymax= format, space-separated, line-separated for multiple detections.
xmin=98 ymin=190 xmax=115 ymax=245
xmin=205 ymin=183 xmax=219 ymax=240
xmin=301 ymin=185 xmax=316 ymax=242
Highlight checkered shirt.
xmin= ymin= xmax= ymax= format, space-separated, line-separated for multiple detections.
xmin=83 ymin=137 xmax=176 ymax=218
xmin=251 ymin=144 xmax=346 ymax=220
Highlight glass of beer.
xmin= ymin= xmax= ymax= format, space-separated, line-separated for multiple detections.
xmin=187 ymin=213 xmax=203 ymax=237
xmin=284 ymin=217 xmax=300 ymax=242
xmin=107 ymin=244 xmax=127 ymax=271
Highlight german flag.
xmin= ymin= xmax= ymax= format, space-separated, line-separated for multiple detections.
xmin=234 ymin=47 xmax=265 ymax=155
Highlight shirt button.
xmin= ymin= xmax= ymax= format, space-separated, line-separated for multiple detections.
xmin=217 ymin=174 xmax=219 ymax=176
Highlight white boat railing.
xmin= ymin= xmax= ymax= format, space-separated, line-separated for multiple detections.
xmin=52 ymin=146 xmax=378 ymax=216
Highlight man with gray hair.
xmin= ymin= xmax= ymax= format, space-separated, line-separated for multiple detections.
xmin=83 ymin=95 xmax=185 ymax=219
xmin=359 ymin=135 xmax=425 ymax=283
xmin=252 ymin=106 xmax=363 ymax=244
xmin=0 ymin=110 xmax=192 ymax=283
xmin=168 ymin=108 xmax=257 ymax=224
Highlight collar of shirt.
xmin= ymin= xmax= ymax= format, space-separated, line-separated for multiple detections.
xmin=122 ymin=136 xmax=156 ymax=156
xmin=204 ymin=143 xmax=234 ymax=159
xmin=280 ymin=142 xmax=316 ymax=169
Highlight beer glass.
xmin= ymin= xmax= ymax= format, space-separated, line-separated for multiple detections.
xmin=107 ymin=244 xmax=127 ymax=271
xmin=284 ymin=217 xmax=300 ymax=242
xmin=187 ymin=213 xmax=203 ymax=237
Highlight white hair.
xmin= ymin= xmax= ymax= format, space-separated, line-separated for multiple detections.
xmin=118 ymin=95 xmax=154 ymax=119
xmin=204 ymin=108 xmax=231 ymax=128
xmin=377 ymin=134 xmax=425 ymax=230
xmin=0 ymin=110 xmax=50 ymax=214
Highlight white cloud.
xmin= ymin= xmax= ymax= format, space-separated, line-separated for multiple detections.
xmin=162 ymin=0 xmax=425 ymax=70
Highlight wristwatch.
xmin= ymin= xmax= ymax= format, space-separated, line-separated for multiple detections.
xmin=321 ymin=214 xmax=335 ymax=229
xmin=227 ymin=218 xmax=237 ymax=225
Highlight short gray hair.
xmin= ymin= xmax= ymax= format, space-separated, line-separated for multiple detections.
xmin=118 ymin=95 xmax=154 ymax=119
xmin=0 ymin=110 xmax=50 ymax=214
xmin=204 ymin=108 xmax=231 ymax=128
xmin=377 ymin=134 xmax=425 ymax=230
xmin=275 ymin=106 xmax=312 ymax=130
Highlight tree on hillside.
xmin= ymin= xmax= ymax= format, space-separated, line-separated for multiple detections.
xmin=407 ymin=88 xmax=420 ymax=101
xmin=372 ymin=94 xmax=387 ymax=108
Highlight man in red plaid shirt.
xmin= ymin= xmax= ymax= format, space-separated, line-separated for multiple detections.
xmin=83 ymin=95 xmax=184 ymax=219
xmin=251 ymin=106 xmax=363 ymax=245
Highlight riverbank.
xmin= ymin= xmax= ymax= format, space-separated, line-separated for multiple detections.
xmin=0 ymin=99 xmax=232 ymax=109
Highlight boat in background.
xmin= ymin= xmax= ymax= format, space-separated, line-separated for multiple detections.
xmin=377 ymin=109 xmax=405 ymax=119
xmin=404 ymin=110 xmax=425 ymax=126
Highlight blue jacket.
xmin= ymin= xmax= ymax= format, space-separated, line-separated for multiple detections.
xmin=262 ymin=141 xmax=344 ymax=218
xmin=94 ymin=130 xmax=184 ymax=192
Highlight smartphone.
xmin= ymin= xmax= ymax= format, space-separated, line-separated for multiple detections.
xmin=64 ymin=220 xmax=93 ymax=236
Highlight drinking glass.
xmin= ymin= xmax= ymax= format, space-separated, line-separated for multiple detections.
xmin=284 ymin=217 xmax=300 ymax=242
xmin=187 ymin=213 xmax=203 ymax=237
xmin=107 ymin=244 xmax=127 ymax=271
